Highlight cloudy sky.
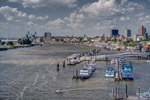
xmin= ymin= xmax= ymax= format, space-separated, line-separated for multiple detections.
xmin=0 ymin=0 xmax=150 ymax=38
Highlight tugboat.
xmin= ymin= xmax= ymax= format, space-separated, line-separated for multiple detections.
xmin=79 ymin=68 xmax=92 ymax=79
xmin=120 ymin=64 xmax=134 ymax=80
xmin=105 ymin=67 xmax=115 ymax=78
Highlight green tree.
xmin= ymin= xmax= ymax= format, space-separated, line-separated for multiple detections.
xmin=1 ymin=41 xmax=5 ymax=45
xmin=17 ymin=38 xmax=32 ymax=45
xmin=7 ymin=41 xmax=14 ymax=45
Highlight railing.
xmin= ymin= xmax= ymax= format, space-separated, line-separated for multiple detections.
xmin=85 ymin=52 xmax=150 ymax=61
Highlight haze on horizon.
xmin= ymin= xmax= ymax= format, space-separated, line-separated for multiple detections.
xmin=0 ymin=0 xmax=150 ymax=38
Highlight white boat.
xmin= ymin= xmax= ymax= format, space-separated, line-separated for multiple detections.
xmin=67 ymin=54 xmax=80 ymax=65
xmin=105 ymin=67 xmax=115 ymax=78
xmin=79 ymin=68 xmax=92 ymax=79
xmin=56 ymin=88 xmax=65 ymax=93
xmin=67 ymin=59 xmax=78 ymax=65
xmin=136 ymin=88 xmax=150 ymax=98
xmin=146 ymin=60 xmax=150 ymax=62
xmin=84 ymin=63 xmax=96 ymax=72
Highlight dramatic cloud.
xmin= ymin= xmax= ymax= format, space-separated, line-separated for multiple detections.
xmin=0 ymin=0 xmax=149 ymax=37
xmin=8 ymin=0 xmax=77 ymax=8
xmin=0 ymin=6 xmax=48 ymax=21
xmin=80 ymin=0 xmax=121 ymax=17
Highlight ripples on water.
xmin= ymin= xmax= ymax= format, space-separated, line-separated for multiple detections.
xmin=0 ymin=43 xmax=150 ymax=100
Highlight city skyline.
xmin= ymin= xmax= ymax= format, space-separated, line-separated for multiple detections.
xmin=0 ymin=0 xmax=150 ymax=38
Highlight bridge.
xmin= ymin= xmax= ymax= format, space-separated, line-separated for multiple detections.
xmin=85 ymin=52 xmax=150 ymax=61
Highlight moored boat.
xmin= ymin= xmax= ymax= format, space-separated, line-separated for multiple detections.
xmin=120 ymin=64 xmax=134 ymax=80
xmin=79 ymin=68 xmax=92 ymax=79
xmin=67 ymin=59 xmax=79 ymax=65
xmin=105 ymin=67 xmax=115 ymax=78
xmin=146 ymin=60 xmax=150 ymax=62
xmin=118 ymin=57 xmax=126 ymax=65
xmin=84 ymin=63 xmax=96 ymax=72
xmin=136 ymin=88 xmax=150 ymax=98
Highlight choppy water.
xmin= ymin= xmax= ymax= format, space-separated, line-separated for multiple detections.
xmin=0 ymin=43 xmax=150 ymax=100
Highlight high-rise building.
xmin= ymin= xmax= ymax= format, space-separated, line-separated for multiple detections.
xmin=111 ymin=29 xmax=119 ymax=37
xmin=125 ymin=29 xmax=131 ymax=37
xmin=140 ymin=25 xmax=146 ymax=36
xmin=44 ymin=32 xmax=51 ymax=41
xmin=100 ymin=34 xmax=105 ymax=41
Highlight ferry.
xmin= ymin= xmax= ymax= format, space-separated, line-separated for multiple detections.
xmin=84 ymin=63 xmax=96 ymax=72
xmin=105 ymin=67 xmax=115 ymax=78
xmin=120 ymin=64 xmax=134 ymax=80
xmin=79 ymin=68 xmax=92 ymax=79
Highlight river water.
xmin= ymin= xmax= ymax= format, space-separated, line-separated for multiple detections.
xmin=0 ymin=43 xmax=150 ymax=100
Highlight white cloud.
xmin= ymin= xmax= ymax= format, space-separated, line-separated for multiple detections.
xmin=27 ymin=21 xmax=34 ymax=25
xmin=0 ymin=6 xmax=48 ymax=21
xmin=8 ymin=0 xmax=77 ymax=8
xmin=138 ymin=15 xmax=150 ymax=25
xmin=80 ymin=0 xmax=121 ymax=17
xmin=120 ymin=16 xmax=130 ymax=21
xmin=47 ymin=18 xmax=64 ymax=26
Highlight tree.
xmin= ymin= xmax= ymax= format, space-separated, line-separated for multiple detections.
xmin=1 ymin=41 xmax=5 ymax=45
xmin=7 ymin=41 xmax=14 ymax=45
xmin=17 ymin=38 xmax=32 ymax=45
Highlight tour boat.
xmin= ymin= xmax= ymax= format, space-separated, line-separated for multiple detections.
xmin=105 ymin=67 xmax=115 ymax=78
xmin=79 ymin=68 xmax=92 ymax=79
xmin=120 ymin=64 xmax=134 ymax=80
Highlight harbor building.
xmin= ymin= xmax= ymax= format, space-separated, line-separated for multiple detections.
xmin=44 ymin=32 xmax=52 ymax=42
xmin=99 ymin=34 xmax=105 ymax=41
xmin=125 ymin=29 xmax=131 ymax=37
xmin=111 ymin=29 xmax=119 ymax=37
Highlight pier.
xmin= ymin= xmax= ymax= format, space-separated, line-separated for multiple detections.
xmin=112 ymin=85 xmax=149 ymax=100
xmin=85 ymin=52 xmax=150 ymax=61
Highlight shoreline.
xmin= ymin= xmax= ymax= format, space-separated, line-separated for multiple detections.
xmin=0 ymin=45 xmax=33 ymax=51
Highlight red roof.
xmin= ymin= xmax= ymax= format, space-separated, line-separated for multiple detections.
xmin=144 ymin=44 xmax=150 ymax=48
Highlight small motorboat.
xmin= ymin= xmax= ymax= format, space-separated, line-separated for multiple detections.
xmin=56 ymin=88 xmax=65 ymax=93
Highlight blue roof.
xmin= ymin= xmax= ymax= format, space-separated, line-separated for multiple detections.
xmin=107 ymin=67 xmax=114 ymax=70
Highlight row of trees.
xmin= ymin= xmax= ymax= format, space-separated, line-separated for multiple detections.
xmin=1 ymin=41 xmax=14 ymax=46
xmin=17 ymin=38 xmax=32 ymax=45
xmin=0 ymin=38 xmax=32 ymax=46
